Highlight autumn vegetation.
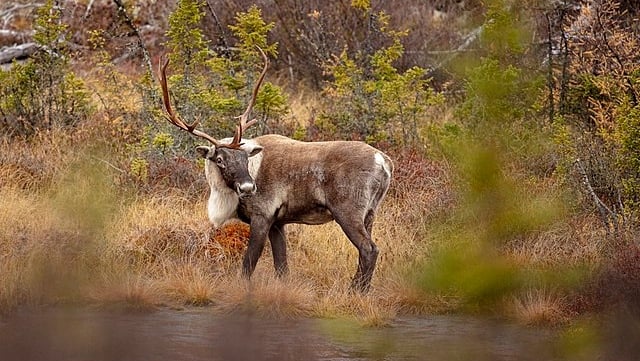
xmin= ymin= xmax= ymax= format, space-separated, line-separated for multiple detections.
xmin=0 ymin=2 xmax=639 ymax=348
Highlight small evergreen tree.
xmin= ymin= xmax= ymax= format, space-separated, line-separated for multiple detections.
xmin=318 ymin=4 xmax=442 ymax=146
xmin=159 ymin=2 xmax=286 ymax=142
xmin=0 ymin=0 xmax=90 ymax=137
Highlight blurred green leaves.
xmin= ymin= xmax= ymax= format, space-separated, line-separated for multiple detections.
xmin=417 ymin=0 xmax=568 ymax=310
xmin=50 ymin=155 xmax=118 ymax=237
xmin=418 ymin=142 xmax=565 ymax=309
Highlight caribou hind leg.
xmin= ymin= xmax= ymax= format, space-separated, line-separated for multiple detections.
xmin=269 ymin=223 xmax=288 ymax=277
xmin=333 ymin=209 xmax=379 ymax=293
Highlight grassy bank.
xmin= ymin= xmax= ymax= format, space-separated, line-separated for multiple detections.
xmin=0 ymin=126 xmax=612 ymax=326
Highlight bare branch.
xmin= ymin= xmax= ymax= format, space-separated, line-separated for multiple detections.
xmin=0 ymin=3 xmax=44 ymax=28
xmin=111 ymin=0 xmax=154 ymax=80
xmin=574 ymin=158 xmax=618 ymax=231
xmin=203 ymin=0 xmax=231 ymax=57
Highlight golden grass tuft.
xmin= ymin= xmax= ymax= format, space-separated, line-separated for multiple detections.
xmin=377 ymin=274 xmax=461 ymax=315
xmin=505 ymin=215 xmax=608 ymax=268
xmin=215 ymin=274 xmax=316 ymax=318
xmin=0 ymin=258 xmax=21 ymax=314
xmin=510 ymin=289 xmax=570 ymax=326
xmin=161 ymin=262 xmax=220 ymax=306
xmin=87 ymin=274 xmax=162 ymax=311
xmin=314 ymin=287 xmax=398 ymax=327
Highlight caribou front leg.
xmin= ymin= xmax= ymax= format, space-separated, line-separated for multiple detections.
xmin=242 ymin=217 xmax=271 ymax=278
xmin=269 ymin=223 xmax=288 ymax=277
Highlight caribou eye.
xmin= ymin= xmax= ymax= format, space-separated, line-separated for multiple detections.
xmin=215 ymin=156 xmax=225 ymax=168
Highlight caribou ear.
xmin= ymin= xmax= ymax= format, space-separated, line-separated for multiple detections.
xmin=196 ymin=146 xmax=211 ymax=158
xmin=247 ymin=145 xmax=263 ymax=157
xmin=241 ymin=142 xmax=263 ymax=157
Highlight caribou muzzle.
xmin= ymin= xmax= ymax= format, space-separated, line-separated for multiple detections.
xmin=235 ymin=180 xmax=257 ymax=197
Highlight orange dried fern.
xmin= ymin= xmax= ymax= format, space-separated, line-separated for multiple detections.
xmin=206 ymin=222 xmax=250 ymax=259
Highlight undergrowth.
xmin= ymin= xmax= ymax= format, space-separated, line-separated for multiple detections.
xmin=0 ymin=126 xmax=613 ymax=327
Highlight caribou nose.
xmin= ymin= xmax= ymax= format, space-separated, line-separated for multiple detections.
xmin=236 ymin=181 xmax=257 ymax=195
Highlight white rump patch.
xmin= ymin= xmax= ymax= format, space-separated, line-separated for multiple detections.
xmin=375 ymin=152 xmax=391 ymax=177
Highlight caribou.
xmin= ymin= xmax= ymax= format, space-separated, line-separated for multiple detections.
xmin=159 ymin=49 xmax=393 ymax=292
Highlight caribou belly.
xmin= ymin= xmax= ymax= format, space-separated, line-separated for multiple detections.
xmin=277 ymin=204 xmax=334 ymax=225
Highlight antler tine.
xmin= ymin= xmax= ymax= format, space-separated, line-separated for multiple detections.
xmin=159 ymin=56 xmax=221 ymax=147
xmin=231 ymin=46 xmax=269 ymax=145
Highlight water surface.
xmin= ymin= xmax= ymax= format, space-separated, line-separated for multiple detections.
xmin=0 ymin=307 xmax=561 ymax=361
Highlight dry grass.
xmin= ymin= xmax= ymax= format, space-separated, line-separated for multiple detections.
xmin=509 ymin=289 xmax=570 ymax=326
xmin=313 ymin=287 xmax=399 ymax=327
xmin=213 ymin=273 xmax=316 ymax=318
xmin=505 ymin=215 xmax=608 ymax=268
xmin=276 ymin=77 xmax=323 ymax=130
xmin=0 ymin=187 xmax=80 ymax=309
xmin=161 ymin=262 xmax=220 ymax=306
xmin=86 ymin=274 xmax=162 ymax=311
xmin=376 ymin=273 xmax=461 ymax=315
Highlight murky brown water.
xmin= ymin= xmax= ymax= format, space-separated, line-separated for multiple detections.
xmin=0 ymin=307 xmax=561 ymax=361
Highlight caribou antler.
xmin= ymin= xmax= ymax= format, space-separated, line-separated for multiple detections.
xmin=230 ymin=46 xmax=269 ymax=146
xmin=159 ymin=56 xmax=221 ymax=147
xmin=159 ymin=47 xmax=269 ymax=149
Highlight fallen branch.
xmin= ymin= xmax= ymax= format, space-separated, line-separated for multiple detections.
xmin=0 ymin=29 xmax=34 ymax=44
xmin=574 ymin=158 xmax=619 ymax=233
xmin=0 ymin=42 xmax=38 ymax=64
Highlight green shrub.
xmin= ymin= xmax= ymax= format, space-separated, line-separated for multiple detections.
xmin=0 ymin=0 xmax=91 ymax=137
xmin=616 ymin=100 xmax=640 ymax=212
xmin=159 ymin=2 xmax=287 ymax=144
xmin=318 ymin=4 xmax=442 ymax=146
